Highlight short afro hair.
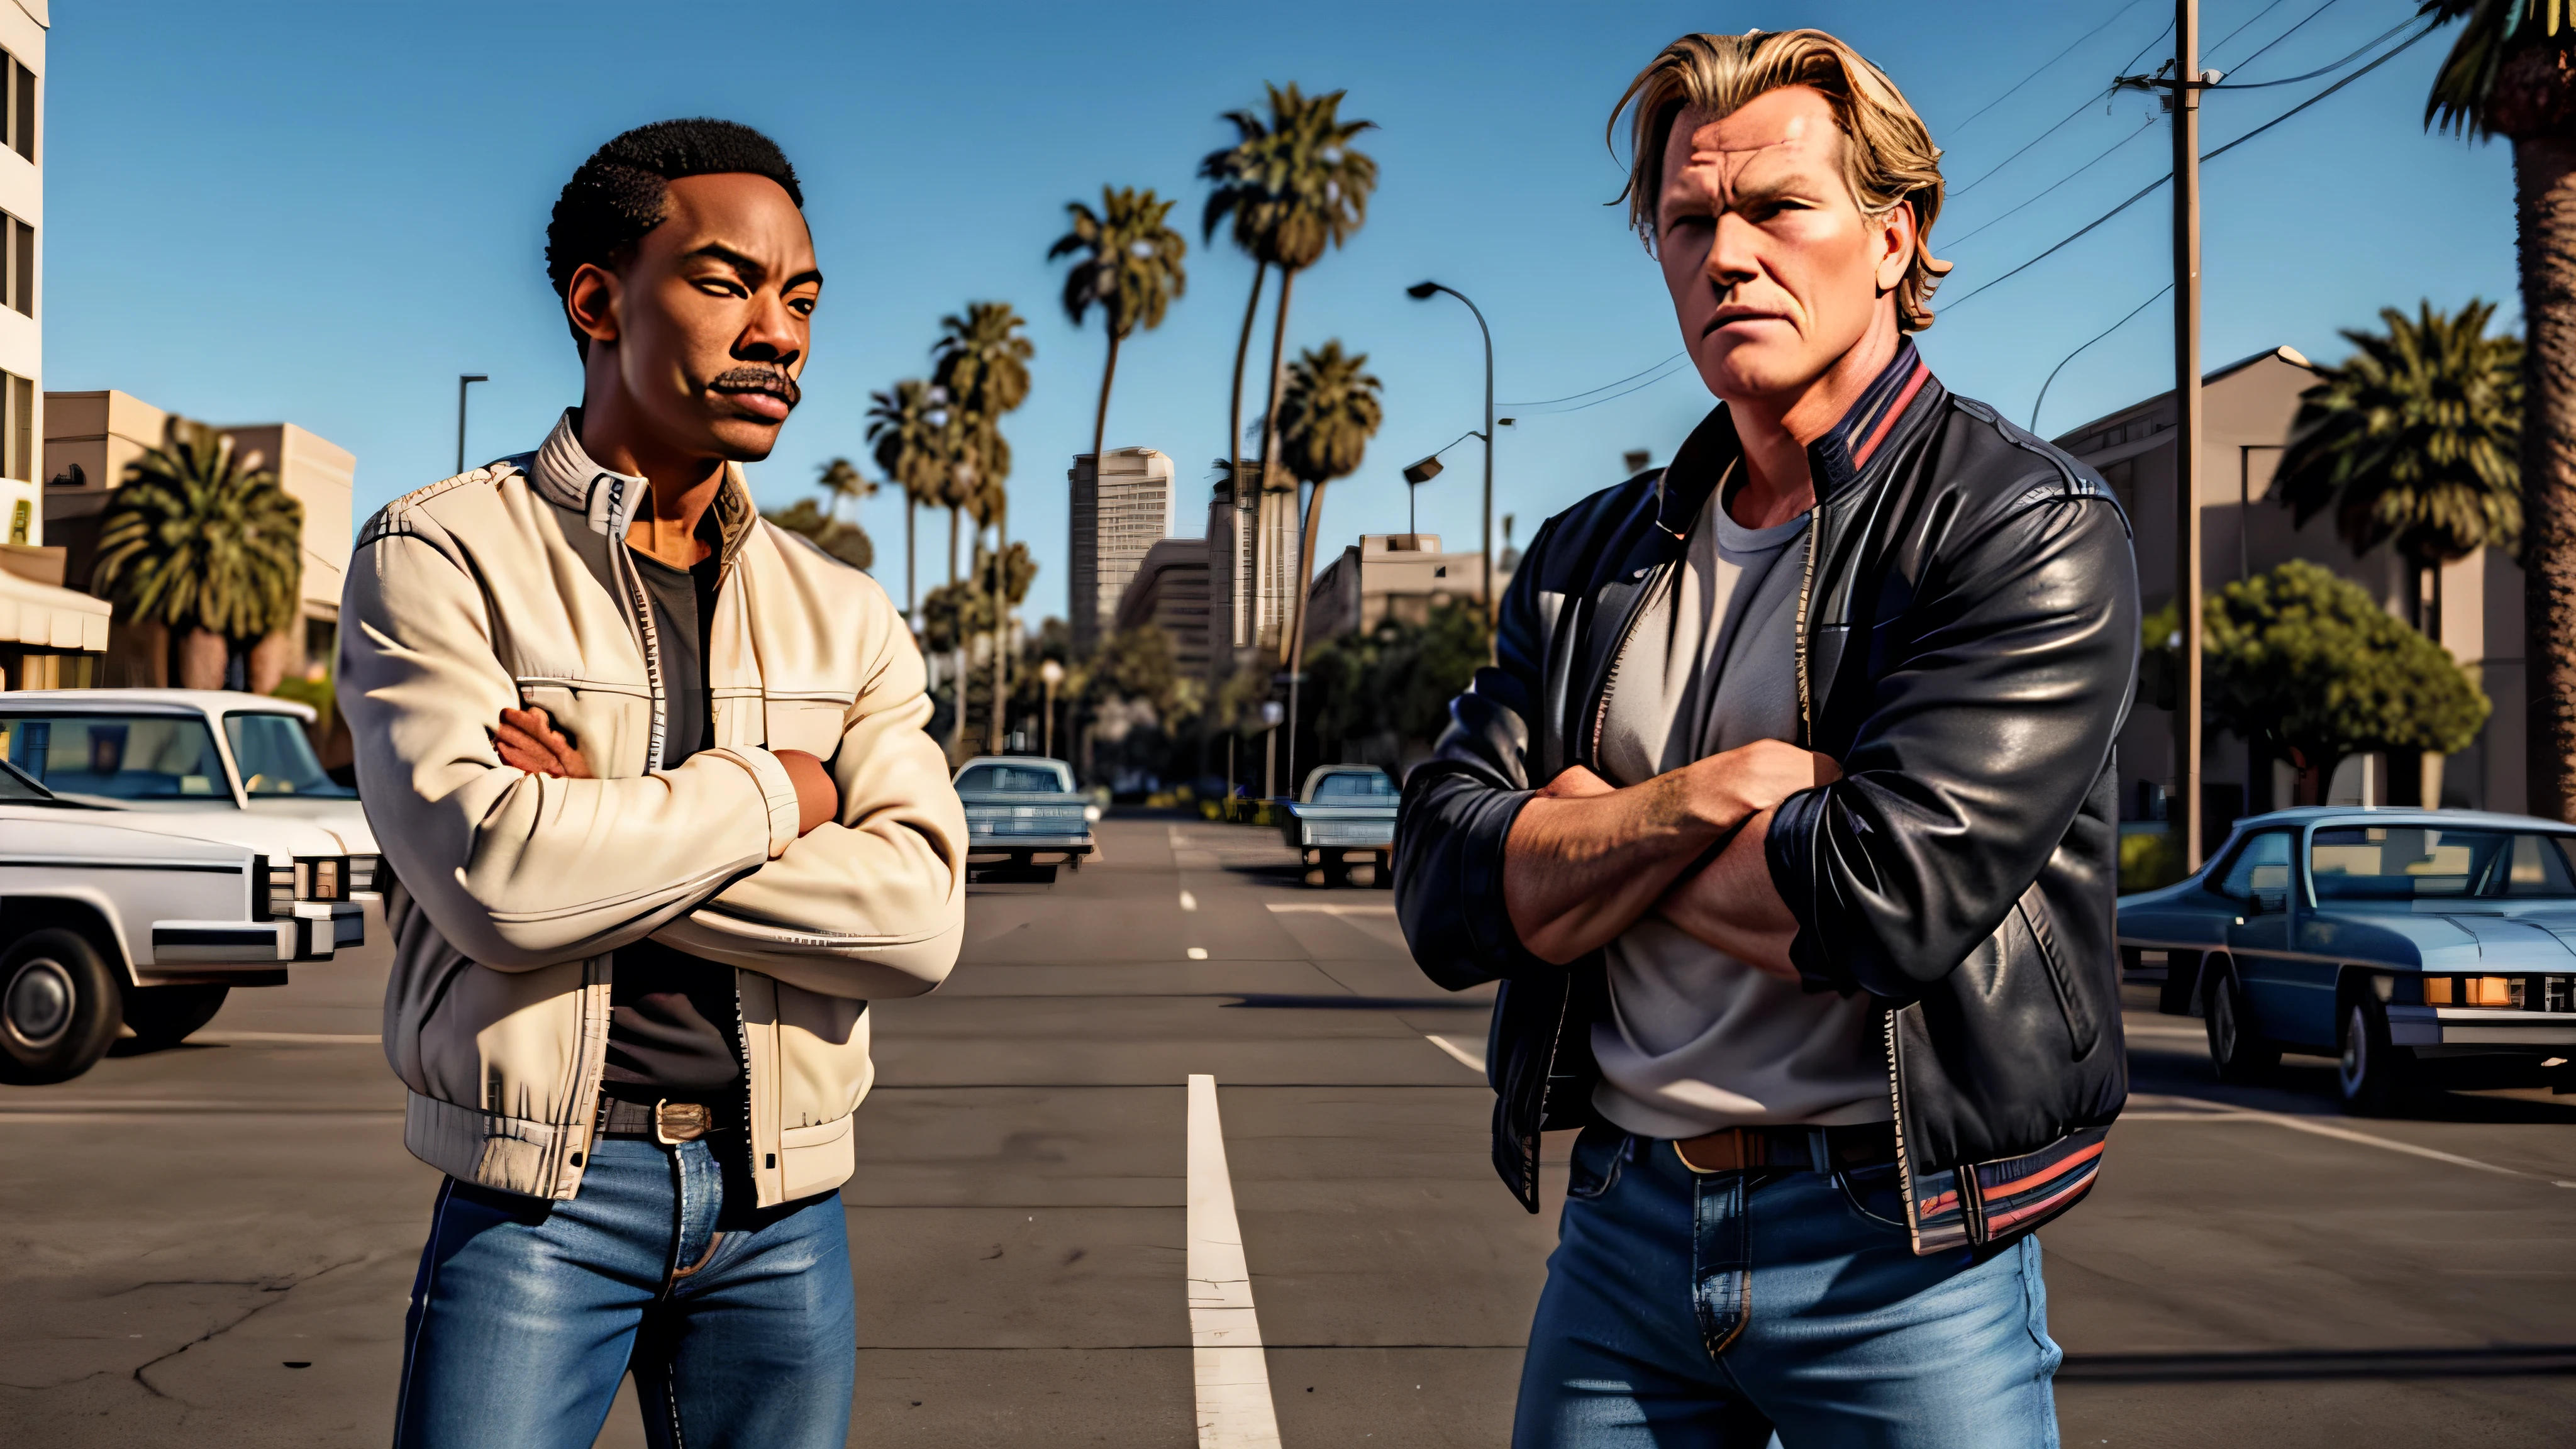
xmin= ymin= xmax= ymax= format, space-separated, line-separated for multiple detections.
xmin=546 ymin=118 xmax=805 ymax=354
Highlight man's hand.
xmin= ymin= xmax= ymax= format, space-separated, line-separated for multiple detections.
xmin=1504 ymin=741 xmax=1837 ymax=964
xmin=774 ymin=749 xmax=839 ymax=836
xmin=494 ymin=707 xmax=592 ymax=779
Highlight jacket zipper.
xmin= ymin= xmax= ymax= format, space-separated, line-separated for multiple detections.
xmin=1794 ymin=499 xmax=1920 ymax=1244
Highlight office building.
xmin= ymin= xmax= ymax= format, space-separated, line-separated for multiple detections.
xmin=1068 ymin=447 xmax=1174 ymax=658
xmin=1114 ymin=536 xmax=1211 ymax=679
xmin=1301 ymin=533 xmax=1501 ymax=647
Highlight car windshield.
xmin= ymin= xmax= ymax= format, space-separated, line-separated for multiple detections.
xmin=225 ymin=712 xmax=353 ymax=797
xmin=1312 ymin=771 xmax=1394 ymax=801
xmin=957 ymin=764 xmax=1068 ymax=793
xmin=0 ymin=756 xmax=55 ymax=802
xmin=2310 ymin=824 xmax=2576 ymax=902
xmin=0 ymin=713 xmax=231 ymax=801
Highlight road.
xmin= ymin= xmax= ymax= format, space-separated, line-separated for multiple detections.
xmin=3 ymin=811 xmax=2573 ymax=1446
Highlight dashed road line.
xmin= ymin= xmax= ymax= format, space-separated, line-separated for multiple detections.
xmin=1186 ymin=1074 xmax=1282 ymax=1448
xmin=1425 ymin=1034 xmax=1487 ymax=1074
xmin=1187 ymin=948 xmax=1210 ymax=960
xmin=1263 ymin=902 xmax=1396 ymax=916
xmin=1180 ymin=890 xmax=1199 ymax=911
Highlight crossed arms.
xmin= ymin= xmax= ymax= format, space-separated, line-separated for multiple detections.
xmin=1503 ymin=742 xmax=1838 ymax=977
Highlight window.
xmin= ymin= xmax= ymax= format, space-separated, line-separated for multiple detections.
xmin=1312 ymin=770 xmax=1395 ymax=800
xmin=2310 ymin=825 xmax=2576 ymax=902
xmin=0 ymin=713 xmax=230 ymax=801
xmin=6 ymin=497 xmax=25 ymax=544
xmin=1 ymin=53 xmax=33 ymax=164
xmin=955 ymin=763 xmax=1069 ymax=794
xmin=1 ymin=372 xmax=28 ymax=480
xmin=2211 ymin=830 xmax=2294 ymax=914
xmin=223 ymin=712 xmax=353 ymax=798
xmin=7 ymin=215 xmax=30 ymax=316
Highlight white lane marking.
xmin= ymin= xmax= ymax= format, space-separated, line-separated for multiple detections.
xmin=1426 ymin=1034 xmax=1487 ymax=1074
xmin=1180 ymin=891 xmax=1199 ymax=911
xmin=2136 ymin=1094 xmax=2533 ymax=1179
xmin=1187 ymin=1074 xmax=1282 ymax=1448
xmin=196 ymin=1031 xmax=382 ymax=1045
xmin=1187 ymin=947 xmax=1211 ymax=960
xmin=1263 ymin=902 xmax=1396 ymax=916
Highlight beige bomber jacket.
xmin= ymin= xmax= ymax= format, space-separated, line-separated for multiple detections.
xmin=338 ymin=412 xmax=966 ymax=1208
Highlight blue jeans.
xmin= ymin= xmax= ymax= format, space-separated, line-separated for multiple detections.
xmin=392 ymin=1136 xmax=855 ymax=1449
xmin=1514 ymin=1125 xmax=2062 ymax=1448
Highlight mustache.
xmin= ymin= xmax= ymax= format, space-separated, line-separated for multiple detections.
xmin=708 ymin=366 xmax=802 ymax=408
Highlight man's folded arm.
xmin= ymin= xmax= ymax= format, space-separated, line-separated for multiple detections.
xmin=340 ymin=531 xmax=801 ymax=971
xmin=1764 ymin=490 xmax=2139 ymax=997
xmin=652 ymin=589 xmax=967 ymax=1001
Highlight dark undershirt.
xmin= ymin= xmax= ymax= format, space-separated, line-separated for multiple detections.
xmin=598 ymin=514 xmax=743 ymax=1105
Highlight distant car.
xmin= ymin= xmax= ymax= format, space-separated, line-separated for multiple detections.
xmin=953 ymin=756 xmax=1094 ymax=875
xmin=2118 ymin=807 xmax=2576 ymax=1113
xmin=1278 ymin=764 xmax=1397 ymax=887
xmin=0 ymin=757 xmax=364 ymax=1084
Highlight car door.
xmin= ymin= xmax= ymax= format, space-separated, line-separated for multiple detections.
xmin=2211 ymin=829 xmax=2310 ymax=1041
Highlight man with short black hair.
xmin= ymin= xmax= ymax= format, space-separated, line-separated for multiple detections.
xmin=343 ymin=118 xmax=966 ymax=1448
xmin=1397 ymin=30 xmax=2137 ymax=1445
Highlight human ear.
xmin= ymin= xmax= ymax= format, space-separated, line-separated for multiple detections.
xmin=565 ymin=262 xmax=623 ymax=348
xmin=1873 ymin=201 xmax=1915 ymax=295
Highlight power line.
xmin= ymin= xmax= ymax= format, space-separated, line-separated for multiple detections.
xmin=1950 ymin=0 xmax=2153 ymax=135
xmin=2207 ymin=13 xmax=2417 ymax=88
xmin=1500 ymin=352 xmax=1687 ymax=410
xmin=2223 ymin=0 xmax=2346 ymax=78
xmin=2202 ymin=15 xmax=2436 ymax=158
xmin=2030 ymin=283 xmax=2173 ymax=431
xmin=1950 ymin=85 xmax=2120 ymax=198
xmin=1945 ymin=116 xmax=2158 ymax=250
xmin=2206 ymin=0 xmax=2297 ymax=63
xmin=1508 ymin=353 xmax=1696 ymax=416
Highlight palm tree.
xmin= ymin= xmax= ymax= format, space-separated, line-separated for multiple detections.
xmin=1203 ymin=83 xmax=1378 ymax=647
xmin=867 ymin=379 xmax=945 ymax=628
xmin=2274 ymin=299 xmax=2522 ymax=638
xmin=92 ymin=419 xmax=303 ymax=690
xmin=933 ymin=303 xmax=1035 ymax=756
xmin=816 ymin=456 xmax=877 ymax=522
xmin=2427 ymin=3 xmax=2576 ymax=819
xmin=1201 ymin=111 xmax=1281 ymax=488
xmin=1049 ymin=186 xmax=1188 ymax=468
xmin=1275 ymin=341 xmax=1384 ymax=788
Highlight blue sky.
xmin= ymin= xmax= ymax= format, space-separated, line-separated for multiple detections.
xmin=48 ymin=1 xmax=2514 ymax=629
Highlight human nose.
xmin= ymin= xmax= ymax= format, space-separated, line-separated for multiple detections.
xmin=734 ymin=291 xmax=803 ymax=367
xmin=1706 ymin=211 xmax=1761 ymax=297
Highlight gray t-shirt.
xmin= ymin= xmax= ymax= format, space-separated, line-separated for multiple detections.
xmin=1590 ymin=483 xmax=1890 ymax=1138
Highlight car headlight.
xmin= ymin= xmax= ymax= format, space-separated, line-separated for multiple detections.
xmin=251 ymin=855 xmax=357 ymax=916
xmin=2424 ymin=975 xmax=2523 ymax=1009
xmin=1085 ymin=804 xmax=1101 ymax=823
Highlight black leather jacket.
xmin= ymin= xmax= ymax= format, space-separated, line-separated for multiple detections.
xmin=1394 ymin=343 xmax=2139 ymax=1255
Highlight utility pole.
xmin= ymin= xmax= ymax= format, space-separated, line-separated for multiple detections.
xmin=455 ymin=375 xmax=487 ymax=475
xmin=2170 ymin=0 xmax=2206 ymax=872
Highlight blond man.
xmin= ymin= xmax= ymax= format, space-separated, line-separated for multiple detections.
xmin=1396 ymin=31 xmax=2135 ymax=1446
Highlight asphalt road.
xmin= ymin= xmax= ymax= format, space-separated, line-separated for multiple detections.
xmin=3 ymin=811 xmax=2573 ymax=1446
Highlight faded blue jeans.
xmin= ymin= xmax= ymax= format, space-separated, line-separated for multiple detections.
xmin=1514 ymin=1124 xmax=2062 ymax=1448
xmin=391 ymin=1136 xmax=855 ymax=1449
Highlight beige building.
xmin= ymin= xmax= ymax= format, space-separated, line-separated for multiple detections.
xmin=43 ymin=389 xmax=356 ymax=687
xmin=1302 ymin=533 xmax=1498 ymax=645
xmin=1113 ymin=536 xmax=1211 ymax=679
xmin=1068 ymin=447 xmax=1174 ymax=657
xmin=2052 ymin=345 xmax=2523 ymax=835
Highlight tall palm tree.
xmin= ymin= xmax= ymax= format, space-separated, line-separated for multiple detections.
xmin=932 ymin=303 xmax=1034 ymax=756
xmin=1049 ymin=186 xmax=1188 ymax=467
xmin=1275 ymin=342 xmax=1384 ymax=787
xmin=1201 ymin=111 xmax=1280 ymax=489
xmin=2427 ymin=2 xmax=2576 ymax=819
xmin=92 ymin=419 xmax=303 ymax=690
xmin=1203 ymin=83 xmax=1378 ymax=647
xmin=2274 ymin=299 xmax=2523 ymax=638
xmin=867 ymin=379 xmax=945 ymax=628
xmin=816 ymin=456 xmax=877 ymax=522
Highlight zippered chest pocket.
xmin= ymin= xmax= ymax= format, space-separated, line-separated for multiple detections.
xmin=757 ymin=694 xmax=853 ymax=757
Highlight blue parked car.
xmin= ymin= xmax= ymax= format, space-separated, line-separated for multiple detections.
xmin=2118 ymin=807 xmax=2576 ymax=1113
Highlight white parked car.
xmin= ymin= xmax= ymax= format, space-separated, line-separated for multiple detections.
xmin=0 ymin=691 xmax=376 ymax=1081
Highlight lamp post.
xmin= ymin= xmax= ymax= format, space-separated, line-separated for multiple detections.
xmin=1401 ymin=453 xmax=1441 ymax=541
xmin=455 ymin=375 xmax=487 ymax=475
xmin=1406 ymin=281 xmax=1495 ymax=662
xmin=1039 ymin=658 xmax=1065 ymax=760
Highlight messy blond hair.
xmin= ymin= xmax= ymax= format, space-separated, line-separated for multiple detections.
xmin=1611 ymin=30 xmax=1951 ymax=331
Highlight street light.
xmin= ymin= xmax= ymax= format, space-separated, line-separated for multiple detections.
xmin=1401 ymin=453 xmax=1441 ymax=536
xmin=1406 ymin=280 xmax=1496 ymax=661
xmin=1039 ymin=658 xmax=1066 ymax=761
xmin=455 ymin=375 xmax=487 ymax=475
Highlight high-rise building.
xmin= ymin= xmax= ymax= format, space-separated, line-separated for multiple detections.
xmin=1067 ymin=447 xmax=1174 ymax=657
xmin=1201 ymin=457 xmax=1299 ymax=679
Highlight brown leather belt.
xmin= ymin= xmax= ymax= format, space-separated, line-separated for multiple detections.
xmin=599 ymin=1097 xmax=716 ymax=1145
xmin=1670 ymin=1122 xmax=1898 ymax=1175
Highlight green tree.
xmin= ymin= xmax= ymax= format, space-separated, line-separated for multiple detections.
xmin=762 ymin=497 xmax=874 ymax=572
xmin=1049 ymin=185 xmax=1188 ymax=466
xmin=1201 ymin=84 xmax=1379 ymax=516
xmin=2202 ymin=560 xmax=2490 ymax=804
xmin=1277 ymin=340 xmax=1384 ymax=675
xmin=929 ymin=302 xmax=1035 ymax=757
xmin=2273 ymin=299 xmax=2521 ymax=635
xmin=1305 ymin=597 xmax=1491 ymax=761
xmin=92 ymin=419 xmax=303 ymax=690
xmin=867 ymin=378 xmax=945 ymax=625
xmin=2425 ymin=3 xmax=2576 ymax=818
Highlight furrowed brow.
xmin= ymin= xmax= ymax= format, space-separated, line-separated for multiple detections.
xmin=684 ymin=243 xmax=767 ymax=287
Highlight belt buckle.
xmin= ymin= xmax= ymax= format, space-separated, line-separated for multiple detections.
xmin=653 ymin=1100 xmax=710 ymax=1145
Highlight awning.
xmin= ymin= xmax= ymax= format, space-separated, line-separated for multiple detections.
xmin=0 ymin=569 xmax=112 ymax=652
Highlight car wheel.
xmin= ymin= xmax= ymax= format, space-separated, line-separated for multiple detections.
xmin=0 ymin=928 xmax=123 ymax=1085
xmin=2203 ymin=961 xmax=2279 ymax=1085
xmin=2338 ymin=994 xmax=2417 ymax=1117
xmin=122 ymin=984 xmax=230 ymax=1052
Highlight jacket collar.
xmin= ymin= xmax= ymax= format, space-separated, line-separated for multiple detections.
xmin=1653 ymin=338 xmax=1936 ymax=538
xmin=526 ymin=408 xmax=760 ymax=566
